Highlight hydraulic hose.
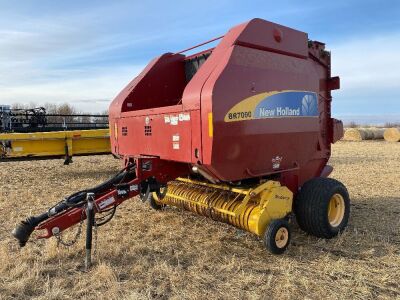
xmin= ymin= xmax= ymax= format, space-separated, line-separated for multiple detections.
xmin=12 ymin=164 xmax=136 ymax=247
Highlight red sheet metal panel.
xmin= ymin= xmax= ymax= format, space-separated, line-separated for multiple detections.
xmin=116 ymin=108 xmax=194 ymax=163
xmin=234 ymin=18 xmax=308 ymax=58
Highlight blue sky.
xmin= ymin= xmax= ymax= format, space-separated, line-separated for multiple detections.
xmin=0 ymin=0 xmax=399 ymax=121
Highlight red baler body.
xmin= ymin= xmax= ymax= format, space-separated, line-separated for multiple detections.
xmin=109 ymin=18 xmax=342 ymax=192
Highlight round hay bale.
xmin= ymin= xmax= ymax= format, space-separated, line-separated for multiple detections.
xmin=343 ymin=128 xmax=383 ymax=141
xmin=343 ymin=128 xmax=363 ymax=141
xmin=370 ymin=128 xmax=385 ymax=139
xmin=384 ymin=128 xmax=400 ymax=142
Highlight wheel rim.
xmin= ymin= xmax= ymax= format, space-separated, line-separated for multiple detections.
xmin=275 ymin=227 xmax=289 ymax=248
xmin=328 ymin=193 xmax=345 ymax=227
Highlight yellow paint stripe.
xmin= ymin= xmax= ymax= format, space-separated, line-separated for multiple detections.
xmin=114 ymin=123 xmax=118 ymax=140
xmin=0 ymin=129 xmax=110 ymax=141
xmin=208 ymin=112 xmax=213 ymax=137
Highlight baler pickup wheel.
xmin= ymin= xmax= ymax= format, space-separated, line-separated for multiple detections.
xmin=149 ymin=194 xmax=165 ymax=210
xmin=141 ymin=186 xmax=167 ymax=210
xmin=264 ymin=219 xmax=291 ymax=254
xmin=295 ymin=177 xmax=350 ymax=238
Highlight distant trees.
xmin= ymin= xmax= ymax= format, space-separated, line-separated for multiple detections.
xmin=42 ymin=103 xmax=77 ymax=124
xmin=11 ymin=102 xmax=39 ymax=110
xmin=347 ymin=121 xmax=358 ymax=128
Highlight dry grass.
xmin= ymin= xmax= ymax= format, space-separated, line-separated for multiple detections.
xmin=1 ymin=141 xmax=399 ymax=299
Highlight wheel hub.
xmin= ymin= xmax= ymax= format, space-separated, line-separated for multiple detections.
xmin=275 ymin=227 xmax=289 ymax=248
xmin=328 ymin=193 xmax=345 ymax=227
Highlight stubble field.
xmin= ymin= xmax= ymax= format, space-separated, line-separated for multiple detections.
xmin=0 ymin=141 xmax=399 ymax=299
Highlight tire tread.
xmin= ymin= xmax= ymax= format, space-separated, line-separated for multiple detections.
xmin=295 ymin=177 xmax=350 ymax=238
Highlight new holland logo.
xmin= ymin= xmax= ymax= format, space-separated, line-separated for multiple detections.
xmin=301 ymin=94 xmax=317 ymax=116
xmin=224 ymin=90 xmax=318 ymax=122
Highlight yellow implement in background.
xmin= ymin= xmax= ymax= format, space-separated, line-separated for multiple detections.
xmin=0 ymin=129 xmax=111 ymax=164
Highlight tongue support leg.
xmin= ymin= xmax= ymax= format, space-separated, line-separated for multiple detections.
xmin=85 ymin=192 xmax=95 ymax=271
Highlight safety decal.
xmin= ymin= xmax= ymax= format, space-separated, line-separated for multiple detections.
xmin=129 ymin=185 xmax=138 ymax=191
xmin=224 ymin=90 xmax=318 ymax=122
xmin=164 ymin=113 xmax=190 ymax=125
xmin=98 ymin=196 xmax=115 ymax=210
xmin=13 ymin=147 xmax=23 ymax=152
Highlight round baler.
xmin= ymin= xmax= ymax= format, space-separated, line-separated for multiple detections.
xmin=13 ymin=18 xmax=349 ymax=256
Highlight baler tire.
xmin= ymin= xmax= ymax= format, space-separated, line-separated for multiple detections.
xmin=264 ymin=219 xmax=291 ymax=254
xmin=295 ymin=177 xmax=350 ymax=239
xmin=148 ymin=194 xmax=164 ymax=210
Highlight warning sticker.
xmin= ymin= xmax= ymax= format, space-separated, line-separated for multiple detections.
xmin=164 ymin=113 xmax=190 ymax=125
xmin=179 ymin=113 xmax=191 ymax=121
xmin=130 ymin=184 xmax=138 ymax=191
xmin=98 ymin=196 xmax=115 ymax=210
xmin=170 ymin=116 xmax=179 ymax=125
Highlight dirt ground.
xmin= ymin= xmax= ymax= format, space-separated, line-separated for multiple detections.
xmin=0 ymin=141 xmax=399 ymax=299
